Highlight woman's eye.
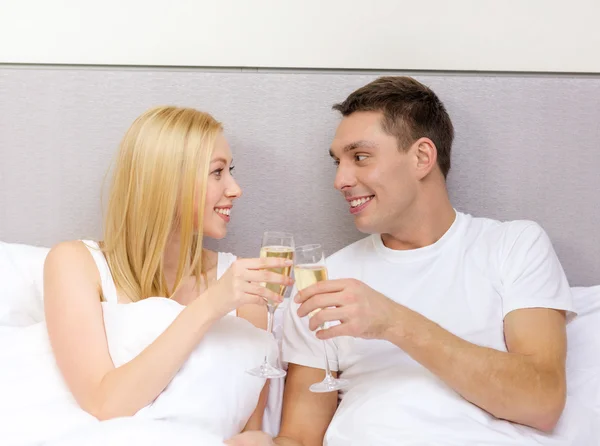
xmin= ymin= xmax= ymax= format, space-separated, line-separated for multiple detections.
xmin=229 ymin=166 xmax=235 ymax=174
xmin=213 ymin=168 xmax=223 ymax=177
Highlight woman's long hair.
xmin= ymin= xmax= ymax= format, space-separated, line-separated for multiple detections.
xmin=102 ymin=106 xmax=222 ymax=301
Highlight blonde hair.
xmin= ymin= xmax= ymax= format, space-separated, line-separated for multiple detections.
xmin=102 ymin=106 xmax=222 ymax=302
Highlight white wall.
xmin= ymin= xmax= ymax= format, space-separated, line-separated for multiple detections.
xmin=1 ymin=0 xmax=599 ymax=73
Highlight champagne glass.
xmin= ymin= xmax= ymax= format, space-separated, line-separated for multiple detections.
xmin=246 ymin=231 xmax=295 ymax=379
xmin=294 ymin=244 xmax=349 ymax=393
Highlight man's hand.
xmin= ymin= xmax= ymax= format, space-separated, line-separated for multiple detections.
xmin=224 ymin=431 xmax=274 ymax=446
xmin=295 ymin=278 xmax=401 ymax=340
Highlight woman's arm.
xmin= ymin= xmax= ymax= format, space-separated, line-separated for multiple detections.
xmin=44 ymin=241 xmax=290 ymax=421
xmin=44 ymin=241 xmax=225 ymax=420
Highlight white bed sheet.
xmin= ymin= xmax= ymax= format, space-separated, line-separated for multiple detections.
xmin=1 ymin=238 xmax=599 ymax=445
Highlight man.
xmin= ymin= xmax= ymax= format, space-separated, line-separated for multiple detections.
xmin=275 ymin=76 xmax=574 ymax=445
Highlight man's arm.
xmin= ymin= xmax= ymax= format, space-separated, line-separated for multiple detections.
xmin=275 ymin=364 xmax=338 ymax=446
xmin=298 ymin=279 xmax=567 ymax=433
xmin=383 ymin=304 xmax=567 ymax=432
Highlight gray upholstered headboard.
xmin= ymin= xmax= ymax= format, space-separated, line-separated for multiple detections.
xmin=0 ymin=67 xmax=598 ymax=286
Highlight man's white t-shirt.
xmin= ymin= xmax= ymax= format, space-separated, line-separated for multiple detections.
xmin=282 ymin=211 xmax=575 ymax=445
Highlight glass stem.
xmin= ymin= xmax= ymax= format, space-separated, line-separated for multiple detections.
xmin=322 ymin=339 xmax=333 ymax=379
xmin=267 ymin=303 xmax=275 ymax=334
xmin=263 ymin=304 xmax=276 ymax=365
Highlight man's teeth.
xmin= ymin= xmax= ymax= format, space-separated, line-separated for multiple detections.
xmin=350 ymin=197 xmax=373 ymax=208
xmin=215 ymin=208 xmax=231 ymax=216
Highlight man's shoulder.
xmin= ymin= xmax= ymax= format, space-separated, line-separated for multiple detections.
xmin=462 ymin=212 xmax=548 ymax=259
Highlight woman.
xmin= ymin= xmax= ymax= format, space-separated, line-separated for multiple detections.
xmin=43 ymin=106 xmax=291 ymax=443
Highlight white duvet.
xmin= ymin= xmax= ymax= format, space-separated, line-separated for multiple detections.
xmin=0 ymin=298 xmax=276 ymax=446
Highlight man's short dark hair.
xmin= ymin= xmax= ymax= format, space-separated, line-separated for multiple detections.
xmin=333 ymin=76 xmax=454 ymax=178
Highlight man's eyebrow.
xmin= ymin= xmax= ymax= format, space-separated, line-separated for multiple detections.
xmin=329 ymin=140 xmax=377 ymax=158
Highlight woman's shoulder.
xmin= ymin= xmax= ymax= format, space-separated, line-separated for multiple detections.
xmin=43 ymin=240 xmax=103 ymax=296
xmin=46 ymin=240 xmax=98 ymax=264
xmin=215 ymin=251 xmax=238 ymax=278
xmin=202 ymin=250 xmax=237 ymax=273
xmin=217 ymin=251 xmax=237 ymax=265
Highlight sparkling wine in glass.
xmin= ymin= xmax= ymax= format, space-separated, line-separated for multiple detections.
xmin=294 ymin=244 xmax=349 ymax=393
xmin=246 ymin=231 xmax=294 ymax=379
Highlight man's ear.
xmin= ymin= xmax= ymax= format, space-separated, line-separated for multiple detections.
xmin=413 ymin=137 xmax=438 ymax=180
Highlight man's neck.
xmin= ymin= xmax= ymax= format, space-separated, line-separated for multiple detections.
xmin=381 ymin=193 xmax=456 ymax=251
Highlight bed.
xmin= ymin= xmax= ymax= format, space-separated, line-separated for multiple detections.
xmin=1 ymin=66 xmax=599 ymax=445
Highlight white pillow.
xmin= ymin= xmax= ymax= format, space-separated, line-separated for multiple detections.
xmin=0 ymin=241 xmax=50 ymax=326
xmin=102 ymin=300 xmax=274 ymax=440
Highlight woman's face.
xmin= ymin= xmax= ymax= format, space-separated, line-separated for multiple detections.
xmin=200 ymin=133 xmax=242 ymax=239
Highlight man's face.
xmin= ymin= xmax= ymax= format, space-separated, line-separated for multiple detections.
xmin=330 ymin=111 xmax=419 ymax=235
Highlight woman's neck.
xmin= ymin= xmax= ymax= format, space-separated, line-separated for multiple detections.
xmin=162 ymin=231 xmax=217 ymax=281
xmin=163 ymin=231 xmax=185 ymax=274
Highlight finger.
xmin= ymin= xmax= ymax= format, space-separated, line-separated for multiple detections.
xmin=240 ymin=257 xmax=294 ymax=270
xmin=244 ymin=282 xmax=284 ymax=304
xmin=315 ymin=322 xmax=349 ymax=340
xmin=308 ymin=307 xmax=346 ymax=331
xmin=293 ymin=279 xmax=348 ymax=303
xmin=297 ymin=291 xmax=346 ymax=317
xmin=243 ymin=292 xmax=269 ymax=307
xmin=245 ymin=269 xmax=294 ymax=287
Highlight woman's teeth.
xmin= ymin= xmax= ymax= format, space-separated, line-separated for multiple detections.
xmin=215 ymin=208 xmax=230 ymax=216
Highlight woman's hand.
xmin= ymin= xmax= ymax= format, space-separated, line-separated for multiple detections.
xmin=207 ymin=257 xmax=294 ymax=317
xmin=224 ymin=431 xmax=275 ymax=446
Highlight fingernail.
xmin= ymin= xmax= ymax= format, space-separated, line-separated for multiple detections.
xmin=293 ymin=294 xmax=299 ymax=303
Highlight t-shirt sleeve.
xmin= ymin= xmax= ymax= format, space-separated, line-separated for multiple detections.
xmin=500 ymin=222 xmax=576 ymax=320
xmin=281 ymin=286 xmax=339 ymax=371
